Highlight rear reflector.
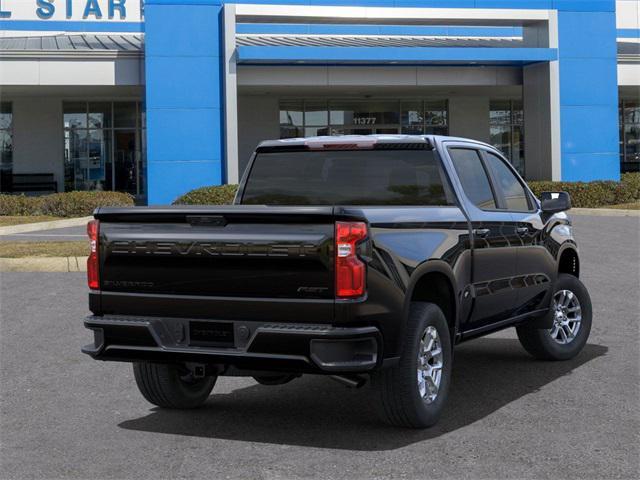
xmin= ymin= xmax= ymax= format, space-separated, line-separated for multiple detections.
xmin=87 ymin=220 xmax=100 ymax=290
xmin=335 ymin=221 xmax=367 ymax=298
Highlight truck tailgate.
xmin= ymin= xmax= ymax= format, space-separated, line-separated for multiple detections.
xmin=93 ymin=206 xmax=337 ymax=322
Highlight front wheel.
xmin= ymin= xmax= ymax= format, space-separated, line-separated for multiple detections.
xmin=133 ymin=363 xmax=217 ymax=409
xmin=516 ymin=273 xmax=592 ymax=361
xmin=371 ymin=302 xmax=452 ymax=428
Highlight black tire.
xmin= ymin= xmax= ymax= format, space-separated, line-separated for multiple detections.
xmin=133 ymin=363 xmax=216 ymax=409
xmin=516 ymin=274 xmax=592 ymax=361
xmin=253 ymin=374 xmax=298 ymax=386
xmin=371 ymin=302 xmax=452 ymax=429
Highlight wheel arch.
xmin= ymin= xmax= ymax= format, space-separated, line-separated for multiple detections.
xmin=558 ymin=244 xmax=580 ymax=278
xmin=400 ymin=260 xmax=459 ymax=353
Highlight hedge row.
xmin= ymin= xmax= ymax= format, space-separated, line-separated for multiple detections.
xmin=528 ymin=173 xmax=640 ymax=208
xmin=173 ymin=184 xmax=239 ymax=206
xmin=171 ymin=173 xmax=640 ymax=209
xmin=0 ymin=191 xmax=135 ymax=217
xmin=4 ymin=173 xmax=636 ymax=215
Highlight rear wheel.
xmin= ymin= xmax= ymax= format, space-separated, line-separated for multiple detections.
xmin=133 ymin=363 xmax=216 ymax=409
xmin=516 ymin=273 xmax=592 ymax=361
xmin=371 ymin=302 xmax=452 ymax=428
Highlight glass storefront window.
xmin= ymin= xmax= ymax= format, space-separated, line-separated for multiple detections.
xmin=330 ymin=100 xmax=400 ymax=127
xmin=489 ymin=100 xmax=511 ymax=125
xmin=63 ymin=102 xmax=87 ymax=129
xmin=401 ymin=101 xmax=423 ymax=127
xmin=512 ymin=100 xmax=524 ymax=125
xmin=620 ymin=100 xmax=640 ymax=172
xmin=425 ymin=100 xmax=447 ymax=126
xmin=114 ymin=102 xmax=137 ymax=128
xmin=280 ymin=99 xmax=449 ymax=138
xmin=0 ymin=102 xmax=12 ymax=193
xmin=427 ymin=126 xmax=449 ymax=136
xmin=0 ymin=103 xmax=12 ymax=130
xmin=279 ymin=100 xmax=304 ymax=139
xmin=63 ymin=101 xmax=146 ymax=199
xmin=490 ymin=125 xmax=512 ymax=160
xmin=490 ymin=99 xmax=525 ymax=176
xmin=304 ymin=101 xmax=328 ymax=127
xmin=89 ymin=102 xmax=112 ymax=129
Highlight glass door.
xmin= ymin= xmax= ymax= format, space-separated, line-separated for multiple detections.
xmin=114 ymin=130 xmax=140 ymax=196
xmin=63 ymin=101 xmax=146 ymax=198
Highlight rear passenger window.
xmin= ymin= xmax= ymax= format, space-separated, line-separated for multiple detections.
xmin=448 ymin=148 xmax=496 ymax=210
xmin=484 ymin=152 xmax=532 ymax=211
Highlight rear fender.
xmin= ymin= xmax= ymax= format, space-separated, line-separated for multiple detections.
xmin=397 ymin=260 xmax=459 ymax=355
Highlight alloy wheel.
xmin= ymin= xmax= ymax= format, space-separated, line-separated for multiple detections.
xmin=548 ymin=289 xmax=582 ymax=345
xmin=417 ymin=326 xmax=444 ymax=404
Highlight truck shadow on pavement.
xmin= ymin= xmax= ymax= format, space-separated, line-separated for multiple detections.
xmin=119 ymin=338 xmax=607 ymax=451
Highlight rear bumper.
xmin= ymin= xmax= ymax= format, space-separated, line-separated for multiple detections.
xmin=82 ymin=315 xmax=381 ymax=374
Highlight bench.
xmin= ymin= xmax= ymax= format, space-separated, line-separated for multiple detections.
xmin=11 ymin=173 xmax=58 ymax=194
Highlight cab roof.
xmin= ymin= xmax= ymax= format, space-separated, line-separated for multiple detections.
xmin=256 ymin=134 xmax=493 ymax=151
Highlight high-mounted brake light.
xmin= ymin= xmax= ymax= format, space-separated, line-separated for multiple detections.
xmin=87 ymin=220 xmax=100 ymax=290
xmin=305 ymin=137 xmax=376 ymax=150
xmin=335 ymin=221 xmax=367 ymax=298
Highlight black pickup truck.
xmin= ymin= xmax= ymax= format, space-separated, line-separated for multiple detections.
xmin=83 ymin=135 xmax=592 ymax=428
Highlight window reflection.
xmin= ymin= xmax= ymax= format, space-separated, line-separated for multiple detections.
xmin=620 ymin=100 xmax=640 ymax=172
xmin=279 ymin=101 xmax=304 ymax=139
xmin=490 ymin=99 xmax=525 ymax=176
xmin=279 ymin=99 xmax=449 ymax=138
xmin=63 ymin=101 xmax=146 ymax=199
xmin=0 ymin=102 xmax=12 ymax=193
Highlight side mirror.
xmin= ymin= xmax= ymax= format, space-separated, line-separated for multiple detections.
xmin=539 ymin=191 xmax=571 ymax=214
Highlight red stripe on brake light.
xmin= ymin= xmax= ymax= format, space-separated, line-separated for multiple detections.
xmin=87 ymin=220 xmax=100 ymax=290
xmin=335 ymin=221 xmax=367 ymax=298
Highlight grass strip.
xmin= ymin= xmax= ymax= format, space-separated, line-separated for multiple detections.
xmin=0 ymin=241 xmax=88 ymax=258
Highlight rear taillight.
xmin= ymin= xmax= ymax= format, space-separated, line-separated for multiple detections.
xmin=87 ymin=220 xmax=100 ymax=290
xmin=335 ymin=221 xmax=367 ymax=298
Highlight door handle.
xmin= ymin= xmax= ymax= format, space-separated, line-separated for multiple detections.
xmin=516 ymin=227 xmax=529 ymax=236
xmin=473 ymin=228 xmax=491 ymax=238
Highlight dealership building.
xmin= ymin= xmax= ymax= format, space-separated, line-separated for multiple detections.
xmin=0 ymin=0 xmax=638 ymax=204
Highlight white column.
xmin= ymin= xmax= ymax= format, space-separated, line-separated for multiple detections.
xmin=522 ymin=12 xmax=561 ymax=181
xmin=223 ymin=3 xmax=239 ymax=184
xmin=548 ymin=9 xmax=562 ymax=181
xmin=11 ymin=97 xmax=65 ymax=192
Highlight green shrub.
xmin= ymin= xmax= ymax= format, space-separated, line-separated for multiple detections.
xmin=0 ymin=195 xmax=43 ymax=216
xmin=528 ymin=173 xmax=640 ymax=208
xmin=170 ymin=174 xmax=640 ymax=210
xmin=0 ymin=191 xmax=134 ymax=217
xmin=173 ymin=184 xmax=239 ymax=205
xmin=619 ymin=172 xmax=640 ymax=202
xmin=39 ymin=191 xmax=134 ymax=217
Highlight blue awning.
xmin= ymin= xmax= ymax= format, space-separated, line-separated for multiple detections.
xmin=236 ymin=45 xmax=558 ymax=66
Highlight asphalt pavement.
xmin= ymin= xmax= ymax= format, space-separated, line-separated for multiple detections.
xmin=1 ymin=214 xmax=638 ymax=479
xmin=0 ymin=226 xmax=86 ymax=242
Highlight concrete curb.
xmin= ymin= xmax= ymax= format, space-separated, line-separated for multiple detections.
xmin=570 ymin=208 xmax=640 ymax=217
xmin=0 ymin=216 xmax=93 ymax=236
xmin=0 ymin=256 xmax=88 ymax=272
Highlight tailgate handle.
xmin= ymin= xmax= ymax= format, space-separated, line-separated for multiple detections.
xmin=187 ymin=215 xmax=227 ymax=227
